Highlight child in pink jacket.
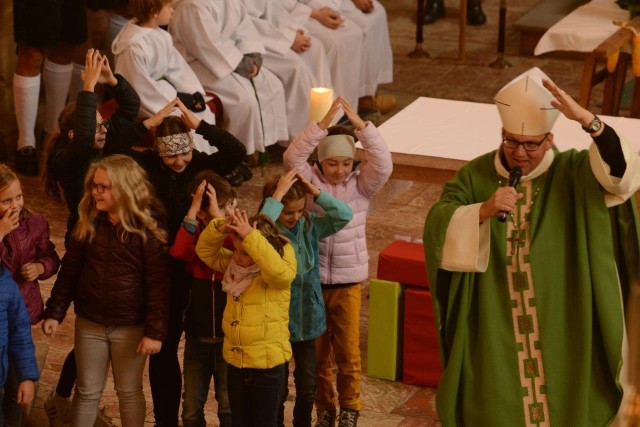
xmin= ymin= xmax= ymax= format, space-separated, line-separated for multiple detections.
xmin=282 ymin=97 xmax=392 ymax=427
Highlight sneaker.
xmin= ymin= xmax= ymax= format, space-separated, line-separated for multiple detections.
xmin=15 ymin=146 xmax=39 ymax=176
xmin=337 ymin=408 xmax=359 ymax=427
xmin=44 ymin=390 xmax=71 ymax=427
xmin=357 ymin=94 xmax=397 ymax=115
xmin=315 ymin=409 xmax=336 ymax=427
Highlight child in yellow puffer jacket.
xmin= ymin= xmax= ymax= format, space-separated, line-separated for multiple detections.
xmin=196 ymin=203 xmax=296 ymax=427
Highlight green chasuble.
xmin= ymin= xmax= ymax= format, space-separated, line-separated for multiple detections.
xmin=423 ymin=148 xmax=640 ymax=426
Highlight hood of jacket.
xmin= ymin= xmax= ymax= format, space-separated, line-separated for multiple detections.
xmin=111 ymin=20 xmax=155 ymax=55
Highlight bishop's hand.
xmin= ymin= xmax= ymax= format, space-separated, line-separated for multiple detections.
xmin=479 ymin=186 xmax=522 ymax=223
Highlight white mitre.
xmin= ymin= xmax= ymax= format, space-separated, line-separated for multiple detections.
xmin=493 ymin=67 xmax=560 ymax=136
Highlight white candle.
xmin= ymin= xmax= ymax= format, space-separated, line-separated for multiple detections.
xmin=309 ymin=87 xmax=334 ymax=123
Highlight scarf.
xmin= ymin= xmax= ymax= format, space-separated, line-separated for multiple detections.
xmin=221 ymin=258 xmax=261 ymax=297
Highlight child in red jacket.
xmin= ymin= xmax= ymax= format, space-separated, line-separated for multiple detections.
xmin=169 ymin=170 xmax=237 ymax=427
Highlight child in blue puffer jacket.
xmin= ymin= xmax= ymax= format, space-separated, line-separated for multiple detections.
xmin=0 ymin=265 xmax=39 ymax=423
xmin=260 ymin=170 xmax=352 ymax=427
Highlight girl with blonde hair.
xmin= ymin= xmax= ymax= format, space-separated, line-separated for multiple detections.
xmin=43 ymin=154 xmax=170 ymax=427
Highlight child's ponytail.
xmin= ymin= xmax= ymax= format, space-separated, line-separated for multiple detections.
xmin=249 ymin=214 xmax=289 ymax=258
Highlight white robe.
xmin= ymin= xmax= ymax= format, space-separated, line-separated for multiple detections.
xmin=170 ymin=0 xmax=288 ymax=155
xmin=339 ymin=0 xmax=393 ymax=96
xmin=241 ymin=0 xmax=332 ymax=139
xmin=111 ymin=20 xmax=216 ymax=154
xmin=278 ymin=0 xmax=362 ymax=110
xmin=301 ymin=0 xmax=393 ymax=97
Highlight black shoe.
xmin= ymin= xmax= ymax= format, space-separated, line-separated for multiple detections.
xmin=15 ymin=147 xmax=39 ymax=176
xmin=424 ymin=0 xmax=445 ymax=25
xmin=237 ymin=160 xmax=253 ymax=181
xmin=467 ymin=0 xmax=486 ymax=25
xmin=224 ymin=167 xmax=245 ymax=187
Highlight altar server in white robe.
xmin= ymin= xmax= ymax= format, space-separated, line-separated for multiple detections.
xmin=241 ymin=0 xmax=332 ymax=139
xmin=112 ymin=20 xmax=217 ymax=154
xmin=170 ymin=0 xmax=289 ymax=155
xmin=339 ymin=0 xmax=393 ymax=99
xmin=277 ymin=0 xmax=363 ymax=110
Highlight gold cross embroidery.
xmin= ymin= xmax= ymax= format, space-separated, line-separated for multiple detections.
xmin=507 ymin=229 xmax=525 ymax=256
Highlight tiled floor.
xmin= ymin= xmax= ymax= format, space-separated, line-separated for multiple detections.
xmin=13 ymin=0 xmax=619 ymax=425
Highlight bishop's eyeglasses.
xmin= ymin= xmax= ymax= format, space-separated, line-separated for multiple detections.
xmin=502 ymin=133 xmax=549 ymax=151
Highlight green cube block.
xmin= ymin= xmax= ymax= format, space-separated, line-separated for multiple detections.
xmin=367 ymin=278 xmax=403 ymax=381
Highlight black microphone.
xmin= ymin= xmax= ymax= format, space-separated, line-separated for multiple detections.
xmin=497 ymin=166 xmax=522 ymax=222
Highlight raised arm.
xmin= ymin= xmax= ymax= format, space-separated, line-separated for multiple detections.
xmin=196 ymin=217 xmax=233 ymax=274
xmin=543 ymin=79 xmax=640 ymax=201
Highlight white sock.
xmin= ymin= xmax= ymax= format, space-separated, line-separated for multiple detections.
xmin=12 ymin=73 xmax=41 ymax=150
xmin=67 ymin=62 xmax=85 ymax=104
xmin=43 ymin=59 xmax=73 ymax=133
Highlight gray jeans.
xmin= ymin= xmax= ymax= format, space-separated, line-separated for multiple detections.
xmin=71 ymin=316 xmax=147 ymax=427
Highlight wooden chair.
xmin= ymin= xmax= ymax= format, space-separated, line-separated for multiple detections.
xmin=579 ymin=17 xmax=640 ymax=118
xmin=411 ymin=0 xmax=467 ymax=60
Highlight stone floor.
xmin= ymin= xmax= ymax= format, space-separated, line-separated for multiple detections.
xmin=9 ymin=0 xmax=622 ymax=425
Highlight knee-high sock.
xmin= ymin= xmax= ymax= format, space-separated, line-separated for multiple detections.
xmin=67 ymin=62 xmax=85 ymax=104
xmin=43 ymin=59 xmax=73 ymax=133
xmin=12 ymin=73 xmax=41 ymax=149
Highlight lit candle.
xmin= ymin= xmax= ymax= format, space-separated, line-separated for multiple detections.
xmin=309 ymin=87 xmax=334 ymax=123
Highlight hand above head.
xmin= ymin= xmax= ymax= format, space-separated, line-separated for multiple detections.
xmin=542 ymin=79 xmax=598 ymax=129
xmin=479 ymin=186 xmax=522 ymax=223
xmin=339 ymin=97 xmax=366 ymax=130
xmin=318 ymin=98 xmax=343 ymax=130
xmin=136 ymin=337 xmax=162 ymax=355
xmin=296 ymin=172 xmax=321 ymax=198
xmin=42 ymin=318 xmax=59 ymax=337
xmin=186 ymin=180 xmax=206 ymax=219
xmin=177 ymin=99 xmax=202 ymax=130
xmin=0 ymin=209 xmax=19 ymax=241
xmin=272 ymin=170 xmax=298 ymax=201
xmin=311 ymin=7 xmax=344 ymax=29
xmin=97 ymin=54 xmax=118 ymax=87
xmin=226 ymin=209 xmax=254 ymax=239
xmin=352 ymin=0 xmax=374 ymax=13
xmin=205 ymin=183 xmax=222 ymax=219
xmin=143 ymin=97 xmax=179 ymax=129
xmin=81 ymin=48 xmax=103 ymax=92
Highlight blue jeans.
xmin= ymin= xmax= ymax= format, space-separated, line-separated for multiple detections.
xmin=181 ymin=335 xmax=231 ymax=427
xmin=227 ymin=363 xmax=286 ymax=427
xmin=278 ymin=339 xmax=317 ymax=427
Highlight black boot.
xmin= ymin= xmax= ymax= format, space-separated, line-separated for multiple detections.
xmin=466 ymin=0 xmax=486 ymax=25
xmin=424 ymin=0 xmax=445 ymax=25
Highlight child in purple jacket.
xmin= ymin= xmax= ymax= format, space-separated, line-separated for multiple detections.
xmin=0 ymin=163 xmax=60 ymax=425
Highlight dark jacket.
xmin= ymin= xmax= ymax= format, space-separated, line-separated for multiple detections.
xmin=169 ymin=220 xmax=226 ymax=339
xmin=0 ymin=266 xmax=39 ymax=385
xmin=125 ymin=121 xmax=246 ymax=243
xmin=44 ymin=214 xmax=170 ymax=340
xmin=0 ymin=214 xmax=60 ymax=325
xmin=51 ymin=74 xmax=148 ymax=233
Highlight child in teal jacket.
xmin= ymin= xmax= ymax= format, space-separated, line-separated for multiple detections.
xmin=260 ymin=169 xmax=352 ymax=427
